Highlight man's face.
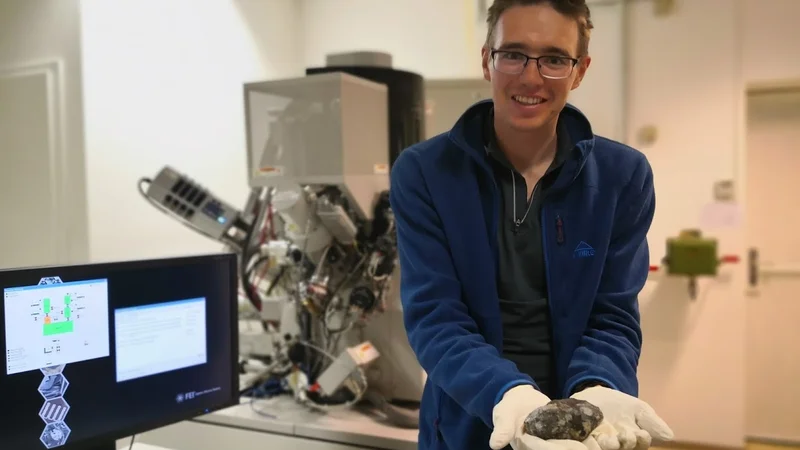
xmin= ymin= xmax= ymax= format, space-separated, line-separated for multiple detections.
xmin=481 ymin=4 xmax=591 ymax=132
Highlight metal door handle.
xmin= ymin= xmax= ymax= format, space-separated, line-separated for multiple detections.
xmin=748 ymin=247 xmax=758 ymax=287
xmin=748 ymin=247 xmax=800 ymax=287
xmin=760 ymin=263 xmax=800 ymax=276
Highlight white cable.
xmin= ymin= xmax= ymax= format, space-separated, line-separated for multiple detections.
xmin=295 ymin=340 xmax=368 ymax=410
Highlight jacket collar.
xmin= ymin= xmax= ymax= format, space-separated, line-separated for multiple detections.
xmin=482 ymin=106 xmax=573 ymax=173
xmin=447 ymin=99 xmax=596 ymax=185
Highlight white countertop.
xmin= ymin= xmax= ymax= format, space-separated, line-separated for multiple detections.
xmin=192 ymin=395 xmax=418 ymax=450
xmin=122 ymin=444 xmax=174 ymax=450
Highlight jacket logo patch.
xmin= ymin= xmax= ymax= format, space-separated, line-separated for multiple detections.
xmin=574 ymin=241 xmax=595 ymax=258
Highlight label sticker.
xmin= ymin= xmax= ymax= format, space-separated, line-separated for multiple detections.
xmin=373 ymin=163 xmax=389 ymax=175
xmin=258 ymin=165 xmax=284 ymax=176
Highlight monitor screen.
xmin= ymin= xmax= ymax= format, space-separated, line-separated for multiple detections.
xmin=0 ymin=253 xmax=239 ymax=450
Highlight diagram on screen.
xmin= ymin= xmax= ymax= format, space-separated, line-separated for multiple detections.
xmin=41 ymin=294 xmax=77 ymax=353
xmin=4 ymin=278 xmax=111 ymax=376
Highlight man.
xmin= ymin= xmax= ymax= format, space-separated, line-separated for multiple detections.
xmin=389 ymin=1 xmax=675 ymax=450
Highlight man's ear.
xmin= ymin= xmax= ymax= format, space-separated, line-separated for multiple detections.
xmin=571 ymin=55 xmax=591 ymax=90
xmin=481 ymin=46 xmax=492 ymax=82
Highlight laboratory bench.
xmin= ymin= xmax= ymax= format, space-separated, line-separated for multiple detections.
xmin=128 ymin=395 xmax=418 ymax=450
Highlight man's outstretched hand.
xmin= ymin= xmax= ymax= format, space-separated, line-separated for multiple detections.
xmin=571 ymin=386 xmax=674 ymax=450
xmin=490 ymin=385 xmax=596 ymax=450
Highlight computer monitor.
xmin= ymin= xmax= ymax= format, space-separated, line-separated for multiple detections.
xmin=0 ymin=253 xmax=240 ymax=450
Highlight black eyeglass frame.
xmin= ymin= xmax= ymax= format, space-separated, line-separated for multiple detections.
xmin=490 ymin=48 xmax=581 ymax=79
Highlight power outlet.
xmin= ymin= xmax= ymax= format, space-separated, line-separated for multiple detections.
xmin=654 ymin=0 xmax=677 ymax=16
xmin=713 ymin=180 xmax=736 ymax=202
xmin=637 ymin=125 xmax=659 ymax=146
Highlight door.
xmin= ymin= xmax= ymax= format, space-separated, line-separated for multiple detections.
xmin=0 ymin=66 xmax=64 ymax=269
xmin=745 ymin=87 xmax=800 ymax=443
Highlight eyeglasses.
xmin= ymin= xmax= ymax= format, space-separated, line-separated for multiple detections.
xmin=490 ymin=49 xmax=579 ymax=80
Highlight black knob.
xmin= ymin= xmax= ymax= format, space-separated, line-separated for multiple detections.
xmin=349 ymin=286 xmax=376 ymax=312
xmin=289 ymin=249 xmax=303 ymax=263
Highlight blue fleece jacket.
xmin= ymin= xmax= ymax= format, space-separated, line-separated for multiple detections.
xmin=389 ymin=100 xmax=655 ymax=450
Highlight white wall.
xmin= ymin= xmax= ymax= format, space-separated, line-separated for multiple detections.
xmin=302 ymin=0 xmax=483 ymax=79
xmin=80 ymin=0 xmax=305 ymax=263
xmin=302 ymin=0 xmax=628 ymax=156
xmin=626 ymin=1 xmax=745 ymax=447
xmin=637 ymin=1 xmax=800 ymax=444
xmin=743 ymin=0 xmax=800 ymax=86
xmin=0 ymin=0 xmax=90 ymax=265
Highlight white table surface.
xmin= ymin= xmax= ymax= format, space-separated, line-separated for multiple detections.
xmin=192 ymin=395 xmax=418 ymax=450
xmin=122 ymin=444 xmax=173 ymax=450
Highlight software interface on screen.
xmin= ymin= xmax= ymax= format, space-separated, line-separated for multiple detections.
xmin=0 ymin=256 xmax=236 ymax=450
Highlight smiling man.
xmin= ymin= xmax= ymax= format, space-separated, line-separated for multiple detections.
xmin=389 ymin=1 xmax=674 ymax=450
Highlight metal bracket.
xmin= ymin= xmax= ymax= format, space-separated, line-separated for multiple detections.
xmin=748 ymin=248 xmax=759 ymax=288
xmin=747 ymin=247 xmax=800 ymax=289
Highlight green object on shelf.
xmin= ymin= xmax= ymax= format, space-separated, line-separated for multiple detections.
xmin=665 ymin=229 xmax=719 ymax=277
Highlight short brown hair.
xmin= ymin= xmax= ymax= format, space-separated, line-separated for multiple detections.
xmin=485 ymin=0 xmax=594 ymax=56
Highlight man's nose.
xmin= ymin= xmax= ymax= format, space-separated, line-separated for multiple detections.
xmin=519 ymin=61 xmax=545 ymax=85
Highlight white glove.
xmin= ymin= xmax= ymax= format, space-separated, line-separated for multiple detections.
xmin=571 ymin=386 xmax=674 ymax=450
xmin=490 ymin=385 xmax=595 ymax=450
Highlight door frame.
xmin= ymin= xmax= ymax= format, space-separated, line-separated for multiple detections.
xmin=739 ymin=78 xmax=800 ymax=290
xmin=740 ymin=77 xmax=800 ymax=446
xmin=737 ymin=77 xmax=800 ymax=209
xmin=0 ymin=59 xmax=69 ymax=264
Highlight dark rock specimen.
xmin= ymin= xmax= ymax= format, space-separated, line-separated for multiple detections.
xmin=523 ymin=398 xmax=604 ymax=441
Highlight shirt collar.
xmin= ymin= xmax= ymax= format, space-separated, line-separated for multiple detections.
xmin=483 ymin=107 xmax=573 ymax=172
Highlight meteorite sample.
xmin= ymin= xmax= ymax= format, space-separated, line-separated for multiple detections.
xmin=523 ymin=398 xmax=603 ymax=441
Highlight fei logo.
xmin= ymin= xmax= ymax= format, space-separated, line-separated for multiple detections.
xmin=574 ymin=241 xmax=595 ymax=258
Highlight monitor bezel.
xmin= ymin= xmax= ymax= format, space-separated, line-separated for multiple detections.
xmin=0 ymin=252 xmax=241 ymax=450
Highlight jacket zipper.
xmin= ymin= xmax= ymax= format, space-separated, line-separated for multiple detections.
xmin=556 ymin=214 xmax=565 ymax=245
xmin=541 ymin=205 xmax=553 ymax=306
xmin=541 ymin=204 xmax=559 ymax=393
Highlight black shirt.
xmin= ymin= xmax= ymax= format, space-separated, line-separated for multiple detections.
xmin=483 ymin=110 xmax=572 ymax=398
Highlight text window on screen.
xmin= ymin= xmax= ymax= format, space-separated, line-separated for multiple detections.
xmin=114 ymin=298 xmax=207 ymax=383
